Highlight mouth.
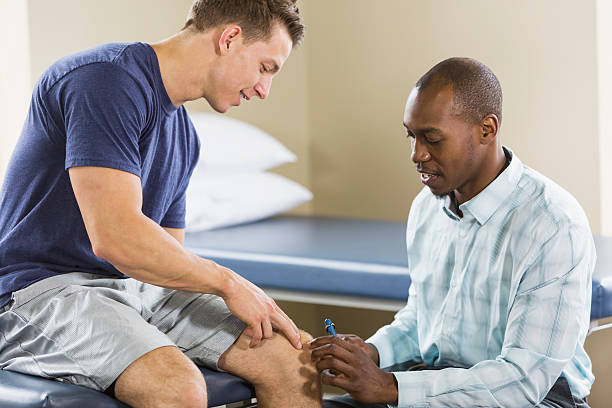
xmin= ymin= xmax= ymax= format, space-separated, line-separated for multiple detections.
xmin=418 ymin=170 xmax=440 ymax=186
xmin=234 ymin=91 xmax=248 ymax=107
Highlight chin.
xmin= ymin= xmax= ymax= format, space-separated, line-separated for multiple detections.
xmin=210 ymin=103 xmax=230 ymax=114
xmin=428 ymin=186 xmax=452 ymax=198
xmin=217 ymin=106 xmax=231 ymax=113
xmin=203 ymin=97 xmax=231 ymax=114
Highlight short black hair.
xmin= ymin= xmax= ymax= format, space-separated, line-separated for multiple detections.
xmin=416 ymin=57 xmax=503 ymax=125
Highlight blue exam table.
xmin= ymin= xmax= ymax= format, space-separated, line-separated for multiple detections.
xmin=2 ymin=215 xmax=611 ymax=407
xmin=186 ymin=216 xmax=612 ymax=322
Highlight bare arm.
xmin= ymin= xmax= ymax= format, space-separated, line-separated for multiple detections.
xmin=163 ymin=227 xmax=185 ymax=246
xmin=69 ymin=166 xmax=301 ymax=349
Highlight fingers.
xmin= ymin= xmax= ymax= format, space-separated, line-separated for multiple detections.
xmin=299 ymin=330 xmax=314 ymax=345
xmin=271 ymin=307 xmax=302 ymax=349
xmin=316 ymin=355 xmax=355 ymax=379
xmin=311 ymin=341 xmax=356 ymax=365
xmin=275 ymin=303 xmax=300 ymax=336
xmin=244 ymin=299 xmax=300 ymax=349
xmin=321 ymin=371 xmax=352 ymax=390
xmin=262 ymin=318 xmax=273 ymax=340
xmin=248 ymin=321 xmax=263 ymax=348
xmin=309 ymin=334 xmax=359 ymax=352
xmin=308 ymin=335 xmax=334 ymax=349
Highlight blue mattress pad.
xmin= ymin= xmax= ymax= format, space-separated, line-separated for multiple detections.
xmin=185 ymin=215 xmax=612 ymax=320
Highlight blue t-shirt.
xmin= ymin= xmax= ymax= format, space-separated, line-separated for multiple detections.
xmin=0 ymin=42 xmax=200 ymax=307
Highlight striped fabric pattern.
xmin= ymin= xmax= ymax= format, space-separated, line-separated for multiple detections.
xmin=368 ymin=148 xmax=595 ymax=407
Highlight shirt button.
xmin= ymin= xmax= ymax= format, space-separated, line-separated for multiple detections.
xmin=460 ymin=229 xmax=468 ymax=237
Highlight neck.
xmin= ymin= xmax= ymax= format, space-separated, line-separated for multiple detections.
xmin=151 ymin=30 xmax=214 ymax=106
xmin=454 ymin=145 xmax=508 ymax=205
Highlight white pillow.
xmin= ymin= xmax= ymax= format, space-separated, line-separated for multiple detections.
xmin=185 ymin=172 xmax=313 ymax=231
xmin=188 ymin=111 xmax=296 ymax=176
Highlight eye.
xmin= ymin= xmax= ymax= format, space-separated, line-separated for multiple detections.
xmin=260 ymin=64 xmax=270 ymax=73
xmin=424 ymin=134 xmax=440 ymax=144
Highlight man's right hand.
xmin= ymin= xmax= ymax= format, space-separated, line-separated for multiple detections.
xmin=333 ymin=334 xmax=380 ymax=366
xmin=308 ymin=334 xmax=396 ymax=404
xmin=221 ymin=267 xmax=302 ymax=350
xmin=69 ymin=166 xmax=302 ymax=350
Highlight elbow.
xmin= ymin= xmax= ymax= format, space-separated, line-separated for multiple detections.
xmin=90 ymin=234 xmax=138 ymax=271
xmin=91 ymin=239 xmax=114 ymax=262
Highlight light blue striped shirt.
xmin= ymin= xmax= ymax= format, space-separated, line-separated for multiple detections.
xmin=368 ymin=148 xmax=595 ymax=407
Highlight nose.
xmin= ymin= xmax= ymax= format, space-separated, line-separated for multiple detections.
xmin=410 ymin=137 xmax=431 ymax=164
xmin=254 ymin=76 xmax=272 ymax=99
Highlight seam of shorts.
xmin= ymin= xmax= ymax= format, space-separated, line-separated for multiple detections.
xmin=9 ymin=308 xmax=105 ymax=390
xmin=0 ymin=312 xmax=56 ymax=379
xmin=152 ymin=292 xmax=204 ymax=329
xmin=12 ymin=286 xmax=64 ymax=310
xmin=186 ymin=316 xmax=246 ymax=370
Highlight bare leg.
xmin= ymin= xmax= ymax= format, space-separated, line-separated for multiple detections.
xmin=113 ymin=346 xmax=207 ymax=408
xmin=219 ymin=331 xmax=322 ymax=408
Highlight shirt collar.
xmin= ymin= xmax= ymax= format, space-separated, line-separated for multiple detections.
xmin=441 ymin=146 xmax=523 ymax=225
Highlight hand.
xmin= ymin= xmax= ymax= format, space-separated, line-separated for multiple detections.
xmin=309 ymin=334 xmax=398 ymax=405
xmin=333 ymin=334 xmax=380 ymax=365
xmin=222 ymin=269 xmax=301 ymax=349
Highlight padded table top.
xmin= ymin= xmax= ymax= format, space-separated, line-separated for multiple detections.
xmin=593 ymin=235 xmax=612 ymax=320
xmin=0 ymin=367 xmax=253 ymax=408
xmin=186 ymin=215 xmax=412 ymax=301
xmin=185 ymin=215 xmax=612 ymax=320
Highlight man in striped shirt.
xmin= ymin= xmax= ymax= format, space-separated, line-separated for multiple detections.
xmin=311 ymin=58 xmax=595 ymax=408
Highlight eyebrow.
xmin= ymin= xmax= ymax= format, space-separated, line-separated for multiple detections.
xmin=404 ymin=124 xmax=442 ymax=135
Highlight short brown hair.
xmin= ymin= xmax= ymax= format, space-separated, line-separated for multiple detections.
xmin=183 ymin=0 xmax=304 ymax=47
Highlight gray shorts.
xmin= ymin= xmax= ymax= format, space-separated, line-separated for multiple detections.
xmin=0 ymin=272 xmax=246 ymax=391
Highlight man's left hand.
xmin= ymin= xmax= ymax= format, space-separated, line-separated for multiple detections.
xmin=309 ymin=334 xmax=398 ymax=405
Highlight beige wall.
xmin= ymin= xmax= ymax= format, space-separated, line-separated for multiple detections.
xmin=597 ymin=0 xmax=612 ymax=235
xmin=3 ymin=0 xmax=611 ymax=406
xmin=0 ymin=1 xmax=31 ymax=180
xmin=306 ymin=0 xmax=601 ymax=231
xmin=18 ymin=0 xmax=606 ymax=229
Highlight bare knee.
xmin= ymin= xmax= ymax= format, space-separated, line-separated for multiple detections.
xmin=219 ymin=331 xmax=317 ymax=386
xmin=114 ymin=346 xmax=207 ymax=408
xmin=220 ymin=331 xmax=322 ymax=407
xmin=166 ymin=378 xmax=207 ymax=408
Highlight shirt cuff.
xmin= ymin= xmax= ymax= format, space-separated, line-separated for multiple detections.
xmin=367 ymin=329 xmax=398 ymax=369
xmin=391 ymin=371 xmax=429 ymax=408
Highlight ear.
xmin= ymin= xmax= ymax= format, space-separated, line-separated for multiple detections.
xmin=218 ymin=25 xmax=243 ymax=55
xmin=479 ymin=114 xmax=499 ymax=145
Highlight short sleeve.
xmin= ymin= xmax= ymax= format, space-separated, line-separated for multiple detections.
xmin=60 ymin=63 xmax=148 ymax=176
xmin=160 ymin=188 xmax=187 ymax=229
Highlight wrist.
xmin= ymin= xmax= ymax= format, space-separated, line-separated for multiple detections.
xmin=201 ymin=258 xmax=237 ymax=298
xmin=366 ymin=342 xmax=380 ymax=366
xmin=384 ymin=371 xmax=399 ymax=405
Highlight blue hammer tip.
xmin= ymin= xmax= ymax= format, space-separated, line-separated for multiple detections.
xmin=324 ymin=318 xmax=337 ymax=335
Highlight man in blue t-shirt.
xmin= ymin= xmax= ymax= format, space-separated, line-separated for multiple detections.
xmin=0 ymin=1 xmax=322 ymax=407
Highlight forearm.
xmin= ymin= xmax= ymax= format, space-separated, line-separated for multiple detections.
xmin=391 ymin=352 xmax=566 ymax=408
xmin=93 ymin=211 xmax=236 ymax=297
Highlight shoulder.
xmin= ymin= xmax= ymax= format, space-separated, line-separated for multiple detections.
xmin=512 ymin=164 xmax=591 ymax=237
xmin=508 ymin=163 xmax=595 ymax=285
xmin=37 ymin=43 xmax=133 ymax=91
xmin=36 ymin=43 xmax=160 ymax=108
